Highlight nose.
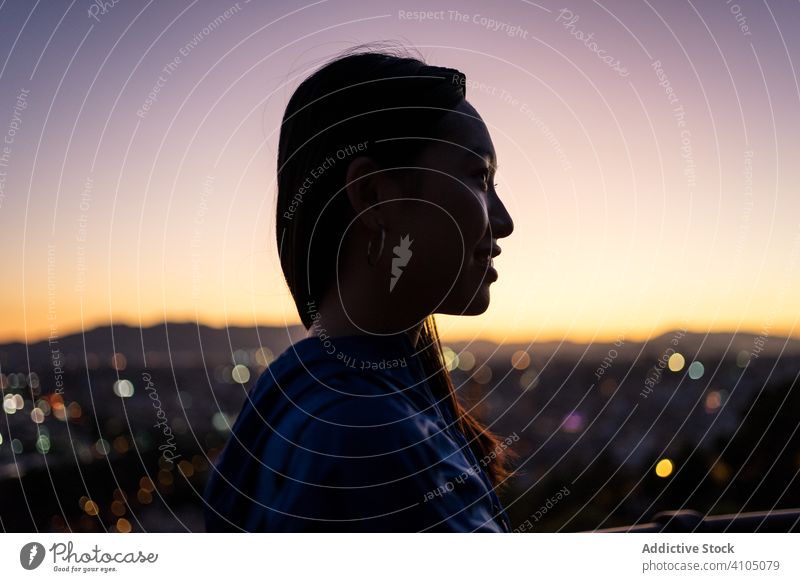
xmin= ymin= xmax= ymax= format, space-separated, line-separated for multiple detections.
xmin=489 ymin=189 xmax=514 ymax=240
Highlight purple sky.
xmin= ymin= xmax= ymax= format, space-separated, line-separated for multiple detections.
xmin=0 ymin=0 xmax=798 ymax=343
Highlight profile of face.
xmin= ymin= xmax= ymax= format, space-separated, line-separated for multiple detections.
xmin=360 ymin=99 xmax=514 ymax=320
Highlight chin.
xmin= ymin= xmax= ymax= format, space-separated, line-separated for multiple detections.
xmin=440 ymin=286 xmax=491 ymax=316
xmin=465 ymin=294 xmax=491 ymax=315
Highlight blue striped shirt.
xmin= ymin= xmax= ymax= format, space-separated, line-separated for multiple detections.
xmin=203 ymin=332 xmax=512 ymax=532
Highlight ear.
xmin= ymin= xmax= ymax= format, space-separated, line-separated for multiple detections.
xmin=345 ymin=156 xmax=399 ymax=231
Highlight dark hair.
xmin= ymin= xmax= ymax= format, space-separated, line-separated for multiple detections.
xmin=275 ymin=50 xmax=514 ymax=487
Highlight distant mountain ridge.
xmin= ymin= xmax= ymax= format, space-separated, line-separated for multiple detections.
xmin=1 ymin=323 xmax=796 ymax=371
xmin=462 ymin=329 xmax=800 ymax=362
xmin=0 ymin=322 xmax=308 ymax=370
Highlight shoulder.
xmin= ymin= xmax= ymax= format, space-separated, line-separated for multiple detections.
xmin=295 ymin=375 xmax=442 ymax=459
xmin=281 ymin=382 xmax=504 ymax=531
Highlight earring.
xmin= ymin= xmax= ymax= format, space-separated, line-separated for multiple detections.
xmin=367 ymin=225 xmax=385 ymax=266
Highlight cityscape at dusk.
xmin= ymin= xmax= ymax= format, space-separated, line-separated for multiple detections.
xmin=1 ymin=322 xmax=798 ymax=531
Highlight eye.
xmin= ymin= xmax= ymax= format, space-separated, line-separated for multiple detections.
xmin=474 ymin=169 xmax=492 ymax=191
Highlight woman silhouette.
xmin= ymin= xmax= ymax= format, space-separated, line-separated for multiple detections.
xmin=204 ymin=49 xmax=515 ymax=532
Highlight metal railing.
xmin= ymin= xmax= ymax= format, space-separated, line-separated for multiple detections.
xmin=592 ymin=508 xmax=800 ymax=533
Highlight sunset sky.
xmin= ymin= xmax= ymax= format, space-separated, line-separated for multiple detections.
xmin=0 ymin=0 xmax=798 ymax=345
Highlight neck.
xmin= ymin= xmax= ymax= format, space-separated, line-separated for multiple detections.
xmin=304 ymin=235 xmax=429 ymax=347
xmin=306 ymin=292 xmax=426 ymax=349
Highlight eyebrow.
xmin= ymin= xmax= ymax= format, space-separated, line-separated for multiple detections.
xmin=463 ymin=147 xmax=498 ymax=171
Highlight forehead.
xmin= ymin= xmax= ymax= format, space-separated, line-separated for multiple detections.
xmin=426 ymin=100 xmax=496 ymax=164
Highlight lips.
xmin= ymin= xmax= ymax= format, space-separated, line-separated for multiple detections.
xmin=475 ymin=254 xmax=494 ymax=268
xmin=474 ymin=243 xmax=501 ymax=266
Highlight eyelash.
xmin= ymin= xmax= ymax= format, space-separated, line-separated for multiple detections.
xmin=477 ymin=170 xmax=497 ymax=191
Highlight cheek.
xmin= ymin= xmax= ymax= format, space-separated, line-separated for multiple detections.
xmin=402 ymin=206 xmax=463 ymax=284
xmin=414 ymin=177 xmax=488 ymax=257
xmin=392 ymin=178 xmax=488 ymax=301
